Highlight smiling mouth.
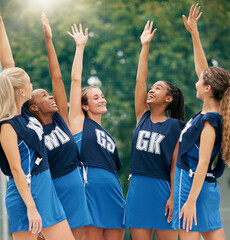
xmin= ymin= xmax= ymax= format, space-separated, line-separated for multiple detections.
xmin=147 ymin=95 xmax=155 ymax=100
xmin=50 ymin=101 xmax=57 ymax=107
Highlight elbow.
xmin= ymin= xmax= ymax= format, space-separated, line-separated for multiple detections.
xmin=71 ymin=75 xmax=81 ymax=82
xmin=2 ymin=60 xmax=15 ymax=69
xmin=10 ymin=166 xmax=23 ymax=178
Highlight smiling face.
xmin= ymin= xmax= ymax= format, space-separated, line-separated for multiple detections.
xmin=30 ymin=89 xmax=58 ymax=115
xmin=82 ymin=87 xmax=107 ymax=116
xmin=147 ymin=81 xmax=172 ymax=106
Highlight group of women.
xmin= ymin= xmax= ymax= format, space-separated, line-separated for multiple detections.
xmin=0 ymin=3 xmax=229 ymax=240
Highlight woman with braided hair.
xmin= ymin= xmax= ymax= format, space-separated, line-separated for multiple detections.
xmin=125 ymin=21 xmax=185 ymax=240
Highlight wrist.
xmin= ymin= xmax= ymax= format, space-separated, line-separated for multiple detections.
xmin=141 ymin=42 xmax=150 ymax=47
xmin=190 ymin=30 xmax=199 ymax=37
xmin=76 ymin=44 xmax=86 ymax=48
xmin=187 ymin=196 xmax=197 ymax=204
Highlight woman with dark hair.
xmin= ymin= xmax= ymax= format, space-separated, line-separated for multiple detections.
xmin=24 ymin=14 xmax=92 ymax=240
xmin=67 ymin=24 xmax=125 ymax=240
xmin=172 ymin=4 xmax=229 ymax=240
xmin=0 ymin=16 xmax=74 ymax=240
xmin=125 ymin=21 xmax=184 ymax=240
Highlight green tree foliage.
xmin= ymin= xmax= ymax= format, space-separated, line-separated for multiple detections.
xmin=1 ymin=0 xmax=230 ymax=196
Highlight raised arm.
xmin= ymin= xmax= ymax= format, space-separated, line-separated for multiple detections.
xmin=0 ymin=17 xmax=15 ymax=69
xmin=41 ymin=13 xmax=68 ymax=124
xmin=67 ymin=24 xmax=88 ymax=135
xmin=183 ymin=4 xmax=208 ymax=78
xmin=1 ymin=124 xmax=42 ymax=234
xmin=135 ymin=21 xmax=157 ymax=124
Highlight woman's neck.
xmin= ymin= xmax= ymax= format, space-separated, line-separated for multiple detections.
xmin=87 ymin=113 xmax=102 ymax=125
xmin=202 ymin=97 xmax=220 ymax=114
xmin=150 ymin=106 xmax=167 ymax=123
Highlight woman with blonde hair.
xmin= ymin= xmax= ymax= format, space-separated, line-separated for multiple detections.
xmin=0 ymin=17 xmax=75 ymax=240
xmin=172 ymin=4 xmax=229 ymax=240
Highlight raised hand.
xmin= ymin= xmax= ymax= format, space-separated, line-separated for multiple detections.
xmin=41 ymin=12 xmax=52 ymax=39
xmin=140 ymin=20 xmax=157 ymax=45
xmin=67 ymin=24 xmax=88 ymax=47
xmin=183 ymin=3 xmax=202 ymax=34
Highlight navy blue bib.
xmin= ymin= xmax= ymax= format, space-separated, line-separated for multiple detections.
xmin=130 ymin=111 xmax=184 ymax=181
xmin=0 ymin=107 xmax=49 ymax=177
xmin=176 ymin=112 xmax=224 ymax=182
xmin=80 ymin=117 xmax=121 ymax=175
xmin=43 ymin=113 xmax=79 ymax=179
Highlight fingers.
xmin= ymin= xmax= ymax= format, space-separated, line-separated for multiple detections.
xmin=189 ymin=4 xmax=194 ymax=18
xmin=144 ymin=20 xmax=150 ymax=30
xmin=164 ymin=204 xmax=169 ymax=216
xmin=29 ymin=218 xmax=42 ymax=234
xmin=79 ymin=23 xmax=83 ymax=33
xmin=67 ymin=31 xmax=74 ymax=38
xmin=85 ymin=28 xmax=88 ymax=38
xmin=194 ymin=214 xmax=197 ymax=226
xmin=68 ymin=23 xmax=87 ymax=37
xmin=167 ymin=207 xmax=173 ymax=223
xmin=196 ymin=12 xmax=203 ymax=21
xmin=149 ymin=21 xmax=153 ymax=32
xmin=74 ymin=23 xmax=79 ymax=34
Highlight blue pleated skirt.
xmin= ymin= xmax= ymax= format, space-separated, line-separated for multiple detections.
xmin=6 ymin=169 xmax=66 ymax=233
xmin=172 ymin=167 xmax=222 ymax=232
xmin=125 ymin=174 xmax=175 ymax=229
xmin=53 ymin=167 xmax=92 ymax=229
xmin=80 ymin=167 xmax=125 ymax=229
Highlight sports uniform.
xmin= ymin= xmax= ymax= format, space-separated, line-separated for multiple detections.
xmin=172 ymin=112 xmax=224 ymax=231
xmin=43 ymin=112 xmax=92 ymax=229
xmin=73 ymin=117 xmax=125 ymax=229
xmin=125 ymin=110 xmax=184 ymax=229
xmin=0 ymin=107 xmax=65 ymax=233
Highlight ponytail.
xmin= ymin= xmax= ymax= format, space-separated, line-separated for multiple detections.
xmin=0 ymin=67 xmax=28 ymax=121
xmin=165 ymin=81 xmax=185 ymax=121
xmin=221 ymin=87 xmax=230 ymax=166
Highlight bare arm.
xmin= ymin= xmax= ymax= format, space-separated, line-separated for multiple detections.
xmin=135 ymin=21 xmax=157 ymax=124
xmin=41 ymin=13 xmax=68 ymax=124
xmin=0 ymin=16 xmax=15 ymax=69
xmin=179 ymin=121 xmax=215 ymax=232
xmin=67 ymin=24 xmax=88 ymax=135
xmin=183 ymin=4 xmax=208 ymax=78
xmin=1 ymin=124 xmax=42 ymax=234
xmin=164 ymin=139 xmax=179 ymax=223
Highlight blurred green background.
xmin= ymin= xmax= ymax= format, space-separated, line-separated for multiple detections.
xmin=1 ymin=0 xmax=230 ymax=239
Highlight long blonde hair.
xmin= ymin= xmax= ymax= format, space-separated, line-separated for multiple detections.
xmin=0 ymin=67 xmax=28 ymax=121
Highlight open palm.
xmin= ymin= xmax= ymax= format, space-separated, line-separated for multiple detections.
xmin=140 ymin=20 xmax=157 ymax=45
xmin=67 ymin=24 xmax=88 ymax=46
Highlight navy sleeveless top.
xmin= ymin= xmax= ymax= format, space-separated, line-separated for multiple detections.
xmin=130 ymin=111 xmax=184 ymax=181
xmin=43 ymin=113 xmax=79 ymax=179
xmin=0 ymin=107 xmax=49 ymax=177
xmin=176 ymin=112 xmax=224 ymax=182
xmin=80 ymin=117 xmax=121 ymax=175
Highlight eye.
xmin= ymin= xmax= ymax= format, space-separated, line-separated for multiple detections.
xmin=42 ymin=93 xmax=47 ymax=97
